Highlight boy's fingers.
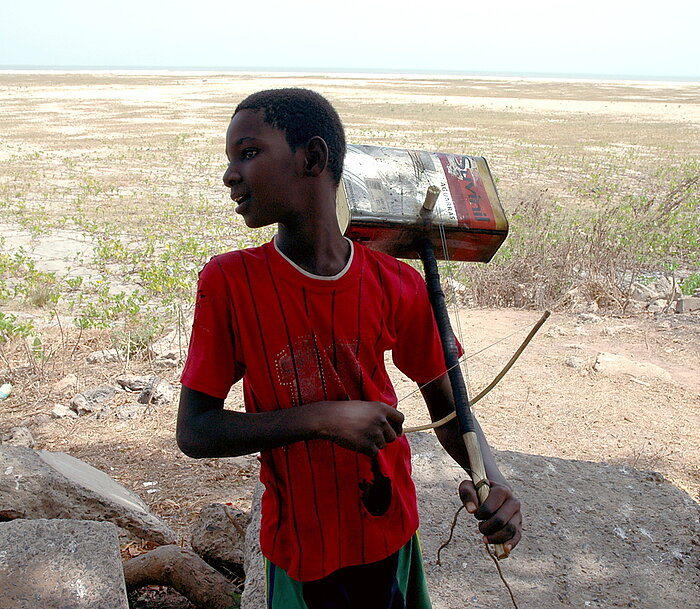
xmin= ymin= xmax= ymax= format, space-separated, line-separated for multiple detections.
xmin=458 ymin=479 xmax=479 ymax=513
xmin=475 ymin=484 xmax=520 ymax=521
xmin=478 ymin=497 xmax=521 ymax=536
xmin=382 ymin=421 xmax=398 ymax=444
xmin=386 ymin=406 xmax=404 ymax=435
xmin=483 ymin=516 xmax=522 ymax=548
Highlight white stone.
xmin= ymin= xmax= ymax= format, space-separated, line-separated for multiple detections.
xmin=86 ymin=349 xmax=122 ymax=364
xmin=51 ymin=404 xmax=79 ymax=419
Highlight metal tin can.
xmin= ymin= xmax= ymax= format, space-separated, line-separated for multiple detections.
xmin=337 ymin=144 xmax=508 ymax=262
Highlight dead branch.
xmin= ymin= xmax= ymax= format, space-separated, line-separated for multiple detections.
xmin=123 ymin=544 xmax=240 ymax=609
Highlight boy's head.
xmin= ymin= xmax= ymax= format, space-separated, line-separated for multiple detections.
xmin=234 ymin=88 xmax=346 ymax=184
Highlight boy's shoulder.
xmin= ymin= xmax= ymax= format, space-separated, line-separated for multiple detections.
xmin=358 ymin=242 xmax=424 ymax=282
xmin=204 ymin=239 xmax=273 ymax=268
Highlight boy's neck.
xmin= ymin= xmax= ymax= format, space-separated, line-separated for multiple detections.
xmin=275 ymin=197 xmax=351 ymax=277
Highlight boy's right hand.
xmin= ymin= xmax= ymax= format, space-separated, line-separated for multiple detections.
xmin=311 ymin=400 xmax=404 ymax=457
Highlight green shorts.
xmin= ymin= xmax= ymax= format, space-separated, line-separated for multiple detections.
xmin=265 ymin=533 xmax=432 ymax=609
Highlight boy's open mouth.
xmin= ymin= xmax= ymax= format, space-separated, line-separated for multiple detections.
xmin=231 ymin=193 xmax=251 ymax=213
xmin=231 ymin=192 xmax=250 ymax=204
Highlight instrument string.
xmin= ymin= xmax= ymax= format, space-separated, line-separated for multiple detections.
xmin=432 ymin=217 xmax=520 ymax=609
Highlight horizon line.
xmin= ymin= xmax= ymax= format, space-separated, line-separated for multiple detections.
xmin=1 ymin=64 xmax=699 ymax=84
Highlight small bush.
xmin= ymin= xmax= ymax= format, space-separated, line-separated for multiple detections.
xmin=460 ymin=161 xmax=700 ymax=311
xmin=0 ymin=312 xmax=34 ymax=343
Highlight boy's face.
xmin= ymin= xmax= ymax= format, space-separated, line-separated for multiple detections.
xmin=223 ymin=109 xmax=305 ymax=228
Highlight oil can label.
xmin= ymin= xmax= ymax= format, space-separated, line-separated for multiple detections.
xmin=341 ymin=144 xmax=500 ymax=229
xmin=342 ymin=144 xmax=460 ymax=226
xmin=438 ymin=154 xmax=497 ymax=228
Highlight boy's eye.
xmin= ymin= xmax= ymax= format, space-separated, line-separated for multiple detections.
xmin=241 ymin=149 xmax=258 ymax=160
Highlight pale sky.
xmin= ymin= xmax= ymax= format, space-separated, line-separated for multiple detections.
xmin=1 ymin=0 xmax=698 ymax=78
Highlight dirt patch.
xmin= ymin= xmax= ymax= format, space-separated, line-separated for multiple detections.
xmin=1 ymin=308 xmax=698 ymax=607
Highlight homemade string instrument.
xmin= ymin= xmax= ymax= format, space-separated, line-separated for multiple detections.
xmin=337 ymin=143 xmax=512 ymax=559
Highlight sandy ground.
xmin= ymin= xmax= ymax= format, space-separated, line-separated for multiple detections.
xmin=0 ymin=73 xmax=699 ymax=607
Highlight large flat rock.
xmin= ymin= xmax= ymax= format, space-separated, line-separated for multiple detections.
xmin=409 ymin=432 xmax=699 ymax=609
xmin=0 ymin=518 xmax=128 ymax=609
xmin=242 ymin=433 xmax=699 ymax=609
xmin=0 ymin=445 xmax=175 ymax=544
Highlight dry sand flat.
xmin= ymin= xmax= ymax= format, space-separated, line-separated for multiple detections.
xmin=0 ymin=72 xmax=698 ymax=608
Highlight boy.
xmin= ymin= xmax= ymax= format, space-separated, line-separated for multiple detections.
xmin=177 ymin=88 xmax=521 ymax=609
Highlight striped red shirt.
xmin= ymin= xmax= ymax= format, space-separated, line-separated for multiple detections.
xmin=181 ymin=238 xmax=448 ymax=581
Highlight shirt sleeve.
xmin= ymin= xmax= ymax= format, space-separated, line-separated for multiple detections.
xmin=180 ymin=258 xmax=244 ymax=399
xmin=391 ymin=263 xmax=461 ymax=385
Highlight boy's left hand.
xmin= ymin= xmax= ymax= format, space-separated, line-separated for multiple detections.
xmin=458 ymin=480 xmax=522 ymax=552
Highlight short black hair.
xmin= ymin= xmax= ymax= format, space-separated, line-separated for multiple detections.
xmin=234 ymin=88 xmax=346 ymax=184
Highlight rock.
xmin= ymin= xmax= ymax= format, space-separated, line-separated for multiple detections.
xmin=18 ymin=413 xmax=52 ymax=429
xmin=593 ymin=352 xmax=672 ymax=381
xmin=116 ymin=374 xmax=151 ymax=392
xmin=654 ymin=276 xmax=682 ymax=300
xmin=602 ymin=324 xmax=633 ymax=337
xmin=565 ymin=356 xmax=587 ymax=369
xmin=52 ymin=403 xmax=79 ymax=419
xmin=0 ymin=445 xmax=176 ymax=544
xmin=86 ymin=348 xmax=122 ymax=364
xmin=625 ymin=299 xmax=646 ymax=314
xmin=151 ymin=328 xmax=189 ymax=363
xmin=0 ymin=426 xmax=35 ymax=448
xmin=0 ymin=518 xmax=128 ymax=609
xmin=577 ymin=313 xmax=602 ymax=324
xmin=153 ymin=356 xmax=178 ymax=369
xmin=241 ymin=483 xmax=265 ymax=609
xmin=405 ymin=432 xmax=699 ymax=609
xmin=115 ymin=403 xmax=147 ymax=420
xmin=545 ymin=325 xmax=569 ymax=337
xmin=52 ymin=373 xmax=78 ymax=394
xmin=70 ymin=385 xmax=116 ymax=415
xmin=647 ymin=298 xmax=669 ymax=313
xmin=138 ymin=377 xmax=174 ymax=406
xmin=191 ymin=503 xmax=250 ymax=571
xmin=675 ymin=296 xmax=700 ymax=313
xmin=629 ymin=282 xmax=660 ymax=303
xmin=69 ymin=393 xmax=90 ymax=413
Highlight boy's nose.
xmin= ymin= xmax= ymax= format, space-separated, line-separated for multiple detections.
xmin=223 ymin=164 xmax=241 ymax=187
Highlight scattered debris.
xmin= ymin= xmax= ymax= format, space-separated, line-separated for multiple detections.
xmin=0 ymin=426 xmax=35 ymax=448
xmin=0 ymin=384 xmax=12 ymax=401
xmin=86 ymin=348 xmax=123 ymax=364
xmin=70 ymin=385 xmax=117 ymax=415
xmin=137 ymin=377 xmax=174 ymax=406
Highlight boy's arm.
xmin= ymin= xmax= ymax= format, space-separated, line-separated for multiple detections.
xmin=419 ymin=373 xmax=522 ymax=551
xmin=177 ymin=385 xmax=405 ymax=459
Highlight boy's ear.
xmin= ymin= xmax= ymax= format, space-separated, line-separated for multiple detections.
xmin=303 ymin=136 xmax=329 ymax=178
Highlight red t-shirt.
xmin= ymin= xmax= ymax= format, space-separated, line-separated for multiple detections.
xmin=181 ymin=238 xmax=448 ymax=581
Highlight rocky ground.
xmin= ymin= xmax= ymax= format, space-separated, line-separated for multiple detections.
xmin=1 ymin=306 xmax=698 ymax=608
